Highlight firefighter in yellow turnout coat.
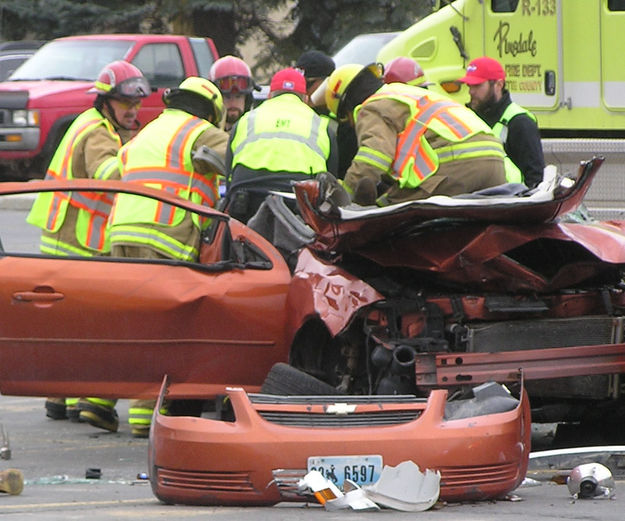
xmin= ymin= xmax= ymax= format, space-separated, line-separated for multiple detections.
xmin=106 ymin=77 xmax=229 ymax=437
xmin=28 ymin=61 xmax=150 ymax=256
xmin=26 ymin=61 xmax=151 ymax=426
xmin=109 ymin=77 xmax=229 ymax=262
xmin=324 ymin=64 xmax=506 ymax=206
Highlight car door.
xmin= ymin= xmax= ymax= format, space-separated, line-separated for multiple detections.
xmin=0 ymin=203 xmax=292 ymax=400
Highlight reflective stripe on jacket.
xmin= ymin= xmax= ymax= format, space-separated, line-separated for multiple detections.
xmin=26 ymin=108 xmax=119 ymax=254
xmin=493 ymin=102 xmax=537 ymax=184
xmin=357 ymin=84 xmax=505 ymax=190
xmin=230 ymin=93 xmax=331 ymax=175
xmin=109 ymin=109 xmax=217 ymax=261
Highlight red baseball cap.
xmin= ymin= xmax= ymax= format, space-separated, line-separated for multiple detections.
xmin=269 ymin=67 xmax=306 ymax=95
xmin=458 ymin=56 xmax=505 ymax=85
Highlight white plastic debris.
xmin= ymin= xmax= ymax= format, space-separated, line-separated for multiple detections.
xmin=298 ymin=470 xmax=378 ymax=511
xmin=363 ymin=460 xmax=441 ymax=512
xmin=325 ymin=479 xmax=380 ymax=511
xmin=298 ymin=470 xmax=341 ymax=503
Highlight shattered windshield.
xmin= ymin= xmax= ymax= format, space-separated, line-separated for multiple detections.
xmin=9 ymin=40 xmax=133 ymax=81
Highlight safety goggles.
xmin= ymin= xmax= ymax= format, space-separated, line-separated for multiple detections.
xmin=216 ymin=75 xmax=253 ymax=94
xmin=111 ymin=97 xmax=142 ymax=110
xmin=116 ymin=77 xmax=151 ymax=98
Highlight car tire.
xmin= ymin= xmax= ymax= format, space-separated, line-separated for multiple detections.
xmin=260 ymin=363 xmax=341 ymax=396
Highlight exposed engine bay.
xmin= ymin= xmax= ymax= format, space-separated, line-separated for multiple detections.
xmin=282 ymin=158 xmax=625 ymax=428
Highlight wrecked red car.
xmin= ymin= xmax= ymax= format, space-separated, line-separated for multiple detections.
xmin=284 ymin=158 xmax=625 ymax=430
xmin=3 ymin=159 xmax=622 ymax=408
xmin=145 ymin=157 xmax=625 ymax=506
xmin=0 ymin=157 xmax=625 ymax=504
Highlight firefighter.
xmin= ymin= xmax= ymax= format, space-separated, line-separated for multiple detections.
xmin=209 ymin=55 xmax=256 ymax=133
xmin=27 ymin=60 xmax=149 ymax=257
xmin=295 ymin=50 xmax=336 ymax=113
xmin=222 ymin=67 xmax=338 ymax=223
xmin=458 ymin=56 xmax=545 ymax=188
xmin=106 ymin=77 xmax=228 ymax=437
xmin=108 ymin=76 xmax=228 ymax=261
xmin=26 ymin=60 xmax=150 ymax=424
xmin=296 ymin=50 xmax=357 ymax=180
xmin=323 ymin=63 xmax=506 ymax=206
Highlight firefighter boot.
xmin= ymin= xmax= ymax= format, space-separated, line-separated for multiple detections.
xmin=44 ymin=398 xmax=67 ymax=420
xmin=128 ymin=399 xmax=156 ymax=438
xmin=0 ymin=469 xmax=24 ymax=495
xmin=65 ymin=397 xmax=82 ymax=422
xmin=78 ymin=398 xmax=119 ymax=433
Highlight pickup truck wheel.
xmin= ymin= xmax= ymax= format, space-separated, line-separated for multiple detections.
xmin=260 ymin=363 xmax=341 ymax=395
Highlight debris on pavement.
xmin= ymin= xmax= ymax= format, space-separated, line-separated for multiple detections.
xmin=298 ymin=460 xmax=440 ymax=512
xmin=525 ymin=446 xmax=620 ymax=500
xmin=363 ymin=461 xmax=441 ymax=512
xmin=297 ymin=470 xmax=378 ymax=511
xmin=0 ymin=424 xmax=11 ymax=460
xmin=324 ymin=480 xmax=380 ymax=512
xmin=85 ymin=468 xmax=101 ymax=479
xmin=0 ymin=468 xmax=24 ymax=495
xmin=527 ymin=445 xmax=625 ymax=489
xmin=567 ymin=463 xmax=616 ymax=500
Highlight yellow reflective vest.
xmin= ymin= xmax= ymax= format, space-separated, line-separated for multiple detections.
xmin=356 ymin=84 xmax=505 ymax=190
xmin=493 ymin=102 xmax=537 ymax=184
xmin=230 ymin=93 xmax=331 ymax=175
xmin=108 ymin=109 xmax=218 ymax=261
xmin=27 ymin=108 xmax=120 ymax=255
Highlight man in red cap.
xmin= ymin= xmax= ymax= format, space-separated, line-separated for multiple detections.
xmin=459 ymin=56 xmax=544 ymax=188
xmin=223 ymin=67 xmax=338 ymax=223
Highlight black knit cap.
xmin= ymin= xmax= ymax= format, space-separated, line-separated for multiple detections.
xmin=295 ymin=50 xmax=336 ymax=79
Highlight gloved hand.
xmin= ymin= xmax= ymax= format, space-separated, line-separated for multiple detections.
xmin=353 ymin=177 xmax=378 ymax=206
xmin=316 ymin=172 xmax=351 ymax=216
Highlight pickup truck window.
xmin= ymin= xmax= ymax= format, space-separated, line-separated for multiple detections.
xmin=132 ymin=43 xmax=184 ymax=89
xmin=189 ymin=38 xmax=215 ymax=78
xmin=10 ymin=40 xmax=132 ymax=81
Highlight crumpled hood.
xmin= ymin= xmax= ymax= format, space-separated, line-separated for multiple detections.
xmin=293 ymin=158 xmax=625 ymax=292
xmin=294 ymin=158 xmax=602 ymax=252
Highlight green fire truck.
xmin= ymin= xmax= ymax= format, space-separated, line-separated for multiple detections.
xmin=378 ymin=0 xmax=625 ymax=219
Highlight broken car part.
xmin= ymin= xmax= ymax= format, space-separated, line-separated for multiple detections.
xmin=149 ymin=375 xmax=530 ymax=506
xmin=567 ymin=463 xmax=616 ymax=499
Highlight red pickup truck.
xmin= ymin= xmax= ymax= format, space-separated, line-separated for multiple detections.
xmin=0 ymin=34 xmax=219 ymax=180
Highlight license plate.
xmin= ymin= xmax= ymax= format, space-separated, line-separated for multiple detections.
xmin=307 ymin=455 xmax=383 ymax=488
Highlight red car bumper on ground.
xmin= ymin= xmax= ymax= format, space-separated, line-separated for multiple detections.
xmin=149 ymin=375 xmax=531 ymax=506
